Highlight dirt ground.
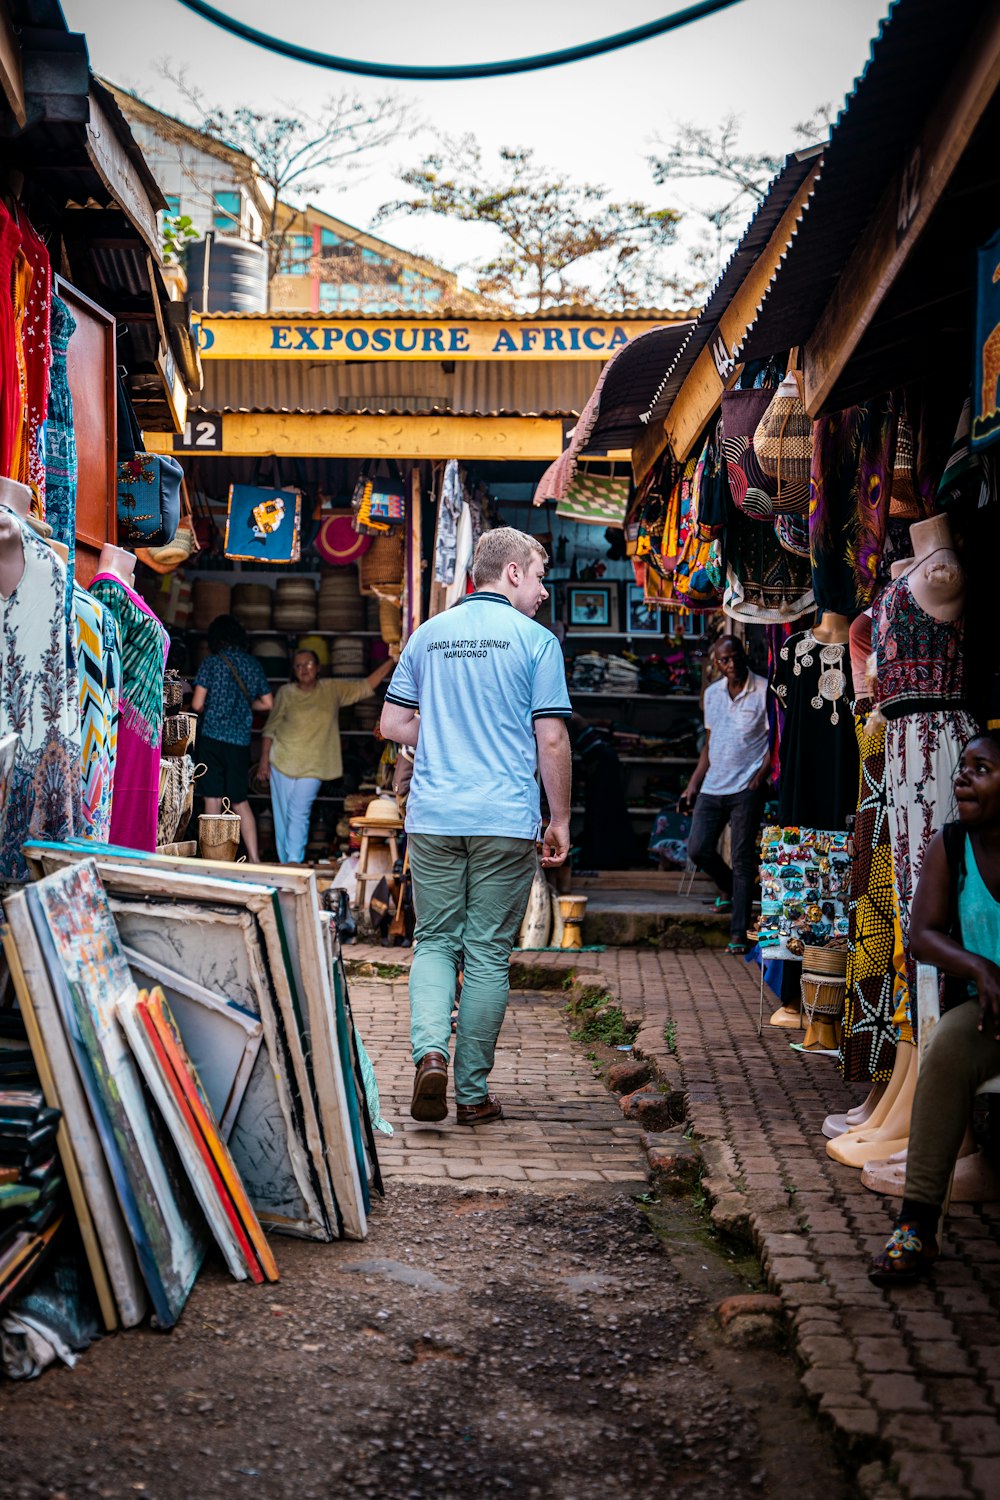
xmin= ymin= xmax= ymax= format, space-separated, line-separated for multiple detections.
xmin=1 ymin=1179 xmax=857 ymax=1500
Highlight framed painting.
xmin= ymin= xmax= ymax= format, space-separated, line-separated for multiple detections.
xmin=566 ymin=583 xmax=619 ymax=633
xmin=25 ymin=864 xmax=204 ymax=1329
xmin=625 ymin=584 xmax=661 ymax=636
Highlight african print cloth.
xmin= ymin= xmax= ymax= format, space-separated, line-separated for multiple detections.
xmin=885 ymin=707 xmax=976 ymax=1029
xmin=434 ymin=459 xmax=463 ymax=585
xmin=556 ymin=469 xmax=630 ymax=528
xmin=809 ymin=397 xmax=898 ymax=614
xmin=758 ymin=825 xmax=851 ymax=959
xmin=72 ymin=583 xmax=120 ymax=842
xmin=840 ymin=704 xmax=899 ymax=1084
xmin=89 ymin=573 xmax=168 ymax=853
xmin=0 ymin=506 xmax=81 ymax=879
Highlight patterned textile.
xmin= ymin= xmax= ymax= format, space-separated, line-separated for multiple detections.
xmin=434 ymin=459 xmax=464 ymax=585
xmin=89 ymin=572 xmax=168 ymax=853
xmin=0 ymin=205 xmax=22 ymax=478
xmin=873 ymin=572 xmax=966 ymax=719
xmin=18 ymin=214 xmax=51 ymax=512
xmin=10 ymin=242 xmax=31 ymax=491
xmin=885 ymin=707 xmax=976 ymax=1025
xmin=72 ymin=583 xmax=120 ymax=842
xmin=723 ymin=504 xmax=814 ymax=623
xmin=771 ymin=630 xmax=859 ymax=830
xmin=0 ymin=506 xmax=81 ymax=878
xmin=722 ymin=385 xmax=809 ymax=517
xmin=840 ymin=704 xmax=899 ymax=1084
xmin=43 ymin=295 xmax=76 ymax=602
xmin=556 ymin=469 xmax=630 ymax=528
xmin=194 ymin=648 xmax=269 ymax=745
xmin=89 ymin=574 xmax=169 ymax=747
xmin=809 ymin=398 xmax=898 ymax=614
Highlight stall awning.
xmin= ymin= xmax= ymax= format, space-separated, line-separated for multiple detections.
xmin=532 ymin=321 xmax=694 ymax=503
xmin=737 ymin=0 xmax=993 ymax=414
xmin=627 ymin=146 xmax=822 ymax=478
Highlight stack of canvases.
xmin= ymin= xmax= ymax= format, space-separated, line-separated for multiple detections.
xmin=0 ymin=844 xmax=381 ymax=1359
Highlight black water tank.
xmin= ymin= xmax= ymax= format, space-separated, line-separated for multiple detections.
xmin=186 ymin=234 xmax=268 ymax=314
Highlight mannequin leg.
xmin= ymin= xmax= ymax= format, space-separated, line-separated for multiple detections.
xmin=826 ymin=1042 xmax=916 ymax=1166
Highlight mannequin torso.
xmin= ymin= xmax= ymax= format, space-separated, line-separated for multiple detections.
xmin=812 ymin=611 xmax=851 ymax=645
xmin=96 ymin=543 xmax=136 ymax=587
xmin=906 ymin=516 xmax=964 ymax=623
xmin=0 ymin=478 xmax=31 ymax=598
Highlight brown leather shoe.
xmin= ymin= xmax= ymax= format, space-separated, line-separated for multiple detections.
xmin=455 ymin=1093 xmax=503 ymax=1127
xmin=410 ymin=1051 xmax=449 ymax=1123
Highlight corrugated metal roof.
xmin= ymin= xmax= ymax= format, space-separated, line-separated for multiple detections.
xmin=534 ymin=322 xmax=694 ymax=502
xmin=637 ymin=146 xmax=823 ymax=429
xmin=193 ymin=358 xmax=604 ymax=417
xmin=738 ymin=0 xmax=987 ymax=364
xmin=197 ymin=305 xmax=690 ymax=323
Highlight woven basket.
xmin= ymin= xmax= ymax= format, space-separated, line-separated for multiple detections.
xmin=162 ymin=712 xmax=197 ymax=757
xmin=752 ymin=375 xmax=813 ymax=489
xmin=379 ymin=595 xmax=402 ymax=644
xmin=192 ymin=580 xmax=231 ymax=631
xmin=198 ymin=799 xmax=242 ymax=862
xmin=801 ymin=944 xmax=849 ymax=978
xmin=359 ymin=532 xmax=405 ymax=596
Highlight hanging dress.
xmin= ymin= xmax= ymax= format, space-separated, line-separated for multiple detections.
xmin=9 ymin=242 xmax=32 ymax=492
xmin=873 ymin=571 xmax=976 ymax=1014
xmin=770 ymin=629 xmax=860 ymax=829
xmin=89 ymin=573 xmax=168 ymax=852
xmin=0 ymin=205 xmax=22 ymax=479
xmin=0 ymin=506 xmax=81 ymax=878
xmin=18 ymin=213 xmax=52 ymax=515
xmin=44 ymin=294 xmax=77 ymax=610
xmin=72 ymin=583 xmax=121 ymax=842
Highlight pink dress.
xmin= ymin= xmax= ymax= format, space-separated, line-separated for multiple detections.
xmin=89 ymin=573 xmax=168 ymax=852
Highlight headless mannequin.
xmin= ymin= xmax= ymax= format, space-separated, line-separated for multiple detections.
xmin=810 ymin=610 xmax=851 ymax=645
xmin=0 ymin=478 xmax=31 ymax=598
xmin=831 ymin=520 xmax=968 ymax=1169
xmin=906 ymin=515 xmax=964 ymax=621
xmin=97 ymin=543 xmax=136 ymax=587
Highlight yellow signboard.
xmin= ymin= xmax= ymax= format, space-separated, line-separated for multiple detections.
xmin=194 ymin=316 xmax=658 ymax=361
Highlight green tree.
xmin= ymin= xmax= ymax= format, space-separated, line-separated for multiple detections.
xmin=379 ymin=137 xmax=680 ymax=312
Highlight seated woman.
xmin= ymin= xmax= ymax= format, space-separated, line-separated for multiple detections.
xmin=870 ymin=731 xmax=1000 ymax=1285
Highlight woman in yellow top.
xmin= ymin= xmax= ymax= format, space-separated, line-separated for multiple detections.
xmin=259 ymin=647 xmax=394 ymax=863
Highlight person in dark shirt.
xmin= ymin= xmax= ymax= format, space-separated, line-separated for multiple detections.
xmin=191 ymin=614 xmax=273 ymax=862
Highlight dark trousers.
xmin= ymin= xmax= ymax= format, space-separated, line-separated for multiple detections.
xmin=687 ymin=787 xmax=764 ymax=940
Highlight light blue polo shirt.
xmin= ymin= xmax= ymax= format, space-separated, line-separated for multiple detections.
xmin=385 ymin=591 xmax=571 ymax=838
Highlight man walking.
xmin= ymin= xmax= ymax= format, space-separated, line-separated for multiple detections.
xmin=680 ymin=635 xmax=770 ymax=955
xmin=380 ymin=528 xmax=572 ymax=1126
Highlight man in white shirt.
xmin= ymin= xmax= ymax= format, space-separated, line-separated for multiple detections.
xmin=679 ymin=636 xmax=770 ymax=954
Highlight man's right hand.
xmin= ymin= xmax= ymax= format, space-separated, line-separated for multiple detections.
xmin=540 ymin=820 xmax=570 ymax=867
xmin=257 ymin=757 xmax=271 ymax=782
xmin=678 ymin=788 xmax=695 ymax=813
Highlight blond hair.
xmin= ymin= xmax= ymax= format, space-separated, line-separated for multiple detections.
xmin=472 ymin=526 xmax=548 ymax=589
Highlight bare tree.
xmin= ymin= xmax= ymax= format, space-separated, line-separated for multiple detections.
xmin=158 ymin=62 xmax=410 ymax=282
xmin=379 ymin=137 xmax=681 ymax=313
xmin=649 ymin=107 xmax=834 ymax=288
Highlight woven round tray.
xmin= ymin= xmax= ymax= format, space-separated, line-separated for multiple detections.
xmin=802 ymin=944 xmax=849 ymax=977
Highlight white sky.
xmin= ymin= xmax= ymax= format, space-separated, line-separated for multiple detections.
xmin=63 ymin=0 xmax=890 ymax=287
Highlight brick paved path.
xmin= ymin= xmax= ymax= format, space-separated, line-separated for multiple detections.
xmin=349 ymin=944 xmax=1000 ymax=1500
xmin=352 ymin=979 xmax=648 ymax=1191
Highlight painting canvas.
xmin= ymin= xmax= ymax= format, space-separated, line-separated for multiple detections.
xmin=2 ymin=897 xmax=141 ymax=1331
xmin=110 ymin=896 xmax=328 ymax=1239
xmin=123 ymin=948 xmax=262 ymax=1141
xmin=25 ymin=841 xmax=369 ymax=1241
xmin=139 ymin=988 xmax=278 ymax=1282
xmin=26 ymin=863 xmax=205 ymax=1329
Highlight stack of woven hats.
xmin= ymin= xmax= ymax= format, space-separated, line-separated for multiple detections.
xmin=331 ymin=636 xmax=367 ymax=678
xmin=251 ymin=635 xmax=288 ymax=681
xmin=192 ymin=579 xmax=231 ymax=631
xmin=273 ymin=576 xmax=317 ymax=632
xmin=318 ymin=569 xmax=364 ymax=632
xmin=231 ymin=582 xmax=272 ymax=631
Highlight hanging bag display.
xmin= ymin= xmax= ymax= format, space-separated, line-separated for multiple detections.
xmin=353 ymin=460 xmax=407 ymax=535
xmin=359 ymin=531 xmax=405 ymax=596
xmin=224 ymin=484 xmax=302 ymax=563
xmin=116 ymin=377 xmax=184 ymax=546
xmin=135 ymin=477 xmax=200 ymax=575
xmin=722 ymin=382 xmax=809 ymax=518
xmin=555 ymin=465 xmax=631 ymax=528
xmin=752 ymin=367 xmax=813 ymax=503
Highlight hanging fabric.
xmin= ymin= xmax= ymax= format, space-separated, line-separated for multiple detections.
xmin=224 ymin=484 xmax=302 ymax=564
xmin=555 ymin=465 xmax=630 ymax=528
xmin=722 ymin=384 xmax=809 ymax=517
xmin=18 ymin=213 xmax=52 ymax=514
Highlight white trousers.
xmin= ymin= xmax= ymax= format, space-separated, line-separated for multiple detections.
xmin=270 ymin=767 xmax=322 ymax=864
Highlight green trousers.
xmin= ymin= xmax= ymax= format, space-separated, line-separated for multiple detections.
xmin=408 ymin=833 xmax=536 ymax=1105
xmin=905 ymin=1000 xmax=1000 ymax=1208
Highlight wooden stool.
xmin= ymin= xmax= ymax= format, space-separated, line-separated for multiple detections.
xmin=351 ymin=814 xmax=404 ymax=914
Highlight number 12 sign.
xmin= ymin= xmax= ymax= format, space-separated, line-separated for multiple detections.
xmin=173 ymin=416 xmax=224 ymax=452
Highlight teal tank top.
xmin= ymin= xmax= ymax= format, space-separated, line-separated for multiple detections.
xmin=958 ymin=836 xmax=1000 ymax=995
